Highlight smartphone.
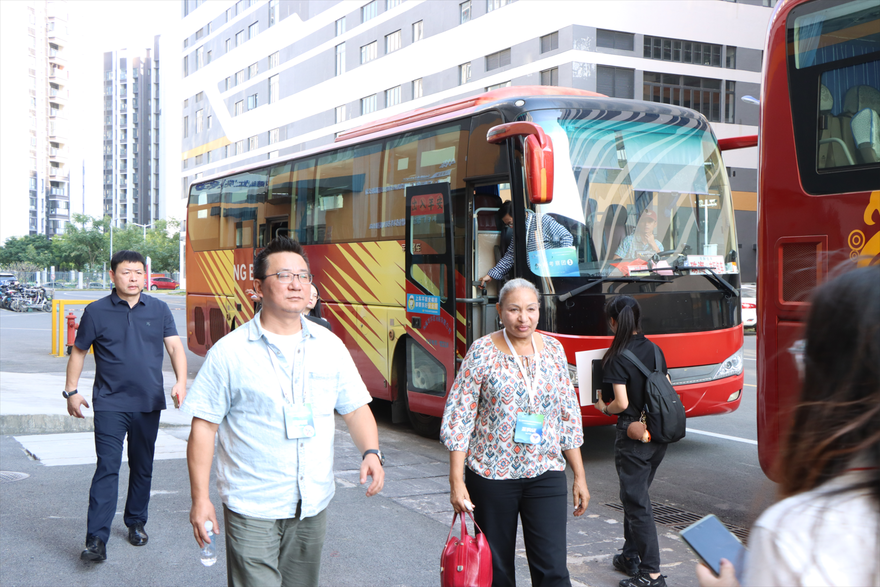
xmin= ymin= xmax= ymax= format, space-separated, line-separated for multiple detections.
xmin=680 ymin=514 xmax=746 ymax=583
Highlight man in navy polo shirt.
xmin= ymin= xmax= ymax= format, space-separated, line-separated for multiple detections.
xmin=64 ymin=250 xmax=187 ymax=562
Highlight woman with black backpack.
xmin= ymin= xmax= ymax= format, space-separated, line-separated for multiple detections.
xmin=595 ymin=295 xmax=670 ymax=587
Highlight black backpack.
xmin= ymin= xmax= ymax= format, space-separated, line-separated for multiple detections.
xmin=622 ymin=346 xmax=686 ymax=444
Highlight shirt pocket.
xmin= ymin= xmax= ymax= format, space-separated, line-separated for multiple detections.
xmin=307 ymin=371 xmax=338 ymax=415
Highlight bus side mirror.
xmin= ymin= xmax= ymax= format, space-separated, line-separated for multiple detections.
xmin=486 ymin=122 xmax=554 ymax=204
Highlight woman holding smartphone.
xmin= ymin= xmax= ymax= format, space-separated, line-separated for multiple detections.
xmin=596 ymin=295 xmax=671 ymax=587
xmin=697 ymin=264 xmax=880 ymax=586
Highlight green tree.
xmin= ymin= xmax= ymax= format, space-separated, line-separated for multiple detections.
xmin=52 ymin=214 xmax=108 ymax=271
xmin=105 ymin=218 xmax=181 ymax=273
xmin=0 ymin=234 xmax=54 ymax=268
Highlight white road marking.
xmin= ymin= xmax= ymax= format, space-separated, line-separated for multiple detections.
xmin=686 ymin=428 xmax=758 ymax=445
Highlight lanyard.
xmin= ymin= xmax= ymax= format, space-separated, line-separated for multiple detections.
xmin=265 ymin=338 xmax=304 ymax=406
xmin=503 ymin=329 xmax=541 ymax=412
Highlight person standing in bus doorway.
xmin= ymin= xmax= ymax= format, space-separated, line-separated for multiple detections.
xmin=479 ymin=200 xmax=574 ymax=287
xmin=183 ymin=236 xmax=384 ymax=587
xmin=64 ymin=250 xmax=188 ymax=562
xmin=614 ymin=210 xmax=663 ymax=260
xmin=595 ymin=296 xmax=670 ymax=587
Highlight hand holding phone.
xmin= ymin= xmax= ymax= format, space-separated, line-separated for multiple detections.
xmin=681 ymin=515 xmax=746 ymax=584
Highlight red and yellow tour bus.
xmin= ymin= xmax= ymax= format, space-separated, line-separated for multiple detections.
xmin=755 ymin=0 xmax=879 ymax=475
xmin=186 ymin=85 xmax=745 ymax=437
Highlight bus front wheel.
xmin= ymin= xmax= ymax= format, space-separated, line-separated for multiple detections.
xmin=400 ymin=370 xmax=441 ymax=439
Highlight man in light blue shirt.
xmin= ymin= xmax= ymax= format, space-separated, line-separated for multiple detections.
xmin=183 ymin=237 xmax=385 ymax=587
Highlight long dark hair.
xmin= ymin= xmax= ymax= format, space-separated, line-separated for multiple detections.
xmin=603 ymin=296 xmax=642 ymax=366
xmin=312 ymin=284 xmax=324 ymax=319
xmin=775 ymin=265 xmax=880 ymax=503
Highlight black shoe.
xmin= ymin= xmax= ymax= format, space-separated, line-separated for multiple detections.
xmin=128 ymin=523 xmax=149 ymax=546
xmin=81 ymin=535 xmax=106 ymax=562
xmin=613 ymin=553 xmax=640 ymax=577
xmin=619 ymin=572 xmax=667 ymax=587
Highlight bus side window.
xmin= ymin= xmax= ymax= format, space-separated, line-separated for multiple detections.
xmin=188 ymin=180 xmax=222 ymax=252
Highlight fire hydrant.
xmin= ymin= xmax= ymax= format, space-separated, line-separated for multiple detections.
xmin=66 ymin=312 xmax=78 ymax=356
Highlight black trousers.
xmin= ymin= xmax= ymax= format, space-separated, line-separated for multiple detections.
xmin=466 ymin=468 xmax=571 ymax=587
xmin=86 ymin=410 xmax=161 ymax=543
xmin=614 ymin=419 xmax=668 ymax=574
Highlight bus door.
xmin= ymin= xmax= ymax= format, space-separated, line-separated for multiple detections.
xmin=464 ymin=182 xmax=508 ymax=345
xmin=404 ymin=183 xmax=456 ymax=429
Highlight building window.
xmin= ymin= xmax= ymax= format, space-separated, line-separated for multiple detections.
xmin=208 ymin=21 xmax=212 ymax=34
xmin=196 ymin=109 xmax=204 ymax=132
xmin=385 ymin=30 xmax=401 ymax=54
xmin=460 ymin=1 xmax=471 ymax=24
xmin=413 ymin=78 xmax=423 ymax=98
xmin=597 ymin=66 xmax=634 ymax=98
xmin=196 ymin=91 xmax=204 ymax=102
xmin=540 ymin=67 xmax=558 ymax=86
xmin=336 ymin=104 xmax=346 ymax=123
xmin=248 ymin=22 xmax=259 ymax=39
xmin=269 ymin=0 xmax=279 ymax=26
xmin=361 ymin=94 xmax=377 ymax=115
xmin=196 ymin=47 xmax=204 ymax=69
xmin=643 ymin=72 xmax=724 ymax=121
xmin=336 ymin=17 xmax=346 ymax=36
xmin=487 ymin=0 xmax=508 ymax=12
xmin=336 ymin=43 xmax=346 ymax=76
xmin=235 ymin=100 xmax=244 ymax=116
xmin=248 ymin=62 xmax=258 ymax=79
xmin=387 ymin=0 xmax=401 ymax=8
xmin=225 ymin=76 xmax=231 ymax=90
xmin=644 ymin=35 xmax=722 ymax=67
xmin=269 ymin=51 xmax=279 ymax=68
xmin=360 ymin=41 xmax=377 ymax=64
xmin=597 ymin=29 xmax=634 ymax=51
xmin=725 ymin=80 xmax=736 ymax=123
xmin=486 ymin=48 xmax=510 ymax=71
xmin=226 ymin=7 xmax=233 ymax=21
xmin=207 ymin=50 xmax=212 ymax=64
xmin=196 ymin=28 xmax=204 ymax=40
xmin=269 ymin=127 xmax=279 ymax=144
xmin=226 ymin=38 xmax=232 ymax=53
xmin=486 ymin=81 xmax=511 ymax=91
xmin=385 ymin=85 xmax=401 ymax=107
xmin=183 ymin=55 xmax=189 ymax=76
xmin=726 ymin=46 xmax=737 ymax=69
xmin=269 ymin=74 xmax=279 ymax=104
xmin=184 ymin=38 xmax=189 ymax=49
xmin=195 ymin=154 xmax=203 ymax=165
xmin=235 ymin=70 xmax=244 ymax=85
xmin=248 ymin=94 xmax=258 ymax=110
xmin=362 ymin=0 xmax=377 ymax=23
xmin=236 ymin=140 xmax=244 ymax=155
xmin=183 ymin=115 xmax=188 ymax=137
xmin=235 ymin=30 xmax=244 ymax=46
xmin=248 ymin=135 xmax=258 ymax=151
xmin=413 ymin=20 xmax=423 ymax=42
xmin=207 ymin=115 xmax=212 ymax=129
xmin=541 ymin=32 xmax=558 ymax=53
xmin=459 ymin=63 xmax=471 ymax=85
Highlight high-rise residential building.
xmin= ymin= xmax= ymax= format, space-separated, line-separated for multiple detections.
xmin=0 ymin=0 xmax=72 ymax=242
xmin=103 ymin=38 xmax=163 ymax=229
xmin=175 ymin=0 xmax=775 ymax=280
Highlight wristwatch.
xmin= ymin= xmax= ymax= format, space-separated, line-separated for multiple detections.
xmin=362 ymin=449 xmax=385 ymax=466
xmin=62 ymin=389 xmax=78 ymax=399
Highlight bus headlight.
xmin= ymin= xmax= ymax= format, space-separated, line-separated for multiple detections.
xmin=567 ymin=364 xmax=578 ymax=387
xmin=712 ymin=347 xmax=744 ymax=380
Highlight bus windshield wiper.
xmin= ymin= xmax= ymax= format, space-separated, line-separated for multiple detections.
xmin=671 ymin=264 xmax=739 ymax=298
xmin=557 ymin=275 xmax=666 ymax=302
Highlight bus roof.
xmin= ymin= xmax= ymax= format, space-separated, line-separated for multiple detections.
xmin=336 ymin=85 xmax=603 ymax=142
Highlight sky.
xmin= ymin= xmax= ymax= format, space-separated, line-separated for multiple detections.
xmin=65 ymin=0 xmax=179 ymax=218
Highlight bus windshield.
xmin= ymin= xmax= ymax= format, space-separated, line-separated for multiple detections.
xmin=519 ymin=108 xmax=738 ymax=284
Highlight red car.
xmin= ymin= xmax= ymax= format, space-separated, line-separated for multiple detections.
xmin=149 ymin=277 xmax=179 ymax=290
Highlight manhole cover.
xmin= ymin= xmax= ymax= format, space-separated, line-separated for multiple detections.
xmin=605 ymin=502 xmax=749 ymax=543
xmin=0 ymin=471 xmax=30 ymax=483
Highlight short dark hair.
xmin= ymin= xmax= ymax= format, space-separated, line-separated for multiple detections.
xmin=110 ymin=250 xmax=146 ymax=272
xmin=254 ymin=237 xmax=308 ymax=280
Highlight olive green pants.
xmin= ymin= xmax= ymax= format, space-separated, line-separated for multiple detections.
xmin=223 ymin=503 xmax=328 ymax=587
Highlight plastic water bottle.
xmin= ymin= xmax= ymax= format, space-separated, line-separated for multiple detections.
xmin=200 ymin=521 xmax=217 ymax=567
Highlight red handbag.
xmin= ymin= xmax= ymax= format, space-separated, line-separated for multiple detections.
xmin=440 ymin=511 xmax=493 ymax=587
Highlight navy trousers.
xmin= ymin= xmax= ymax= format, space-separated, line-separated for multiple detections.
xmin=466 ymin=468 xmax=571 ymax=587
xmin=86 ymin=410 xmax=161 ymax=543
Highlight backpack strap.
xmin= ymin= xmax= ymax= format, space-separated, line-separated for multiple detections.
xmin=621 ymin=349 xmax=652 ymax=378
xmin=652 ymin=344 xmax=664 ymax=374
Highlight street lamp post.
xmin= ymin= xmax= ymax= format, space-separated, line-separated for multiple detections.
xmin=131 ymin=222 xmax=153 ymax=242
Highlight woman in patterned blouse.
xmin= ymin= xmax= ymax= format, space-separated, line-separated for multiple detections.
xmin=440 ymin=278 xmax=590 ymax=587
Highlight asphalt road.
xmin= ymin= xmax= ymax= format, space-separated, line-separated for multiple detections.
xmin=0 ymin=294 xmax=773 ymax=586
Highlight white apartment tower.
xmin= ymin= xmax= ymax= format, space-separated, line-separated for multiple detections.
xmin=0 ymin=0 xmax=72 ymax=243
xmin=103 ymin=38 xmax=163 ymax=228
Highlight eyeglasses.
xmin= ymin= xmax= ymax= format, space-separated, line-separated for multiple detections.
xmin=267 ymin=271 xmax=312 ymax=284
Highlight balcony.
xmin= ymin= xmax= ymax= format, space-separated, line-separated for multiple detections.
xmin=48 ymin=49 xmax=67 ymax=67
xmin=49 ymin=87 xmax=68 ymax=105
xmin=49 ymin=147 xmax=68 ymax=163
xmin=49 ymin=67 xmax=68 ymax=85
xmin=49 ymin=123 xmax=67 ymax=142
xmin=47 ymin=21 xmax=67 ymax=44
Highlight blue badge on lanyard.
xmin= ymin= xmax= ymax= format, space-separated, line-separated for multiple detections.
xmin=503 ymin=330 xmax=544 ymax=445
